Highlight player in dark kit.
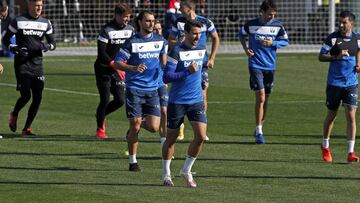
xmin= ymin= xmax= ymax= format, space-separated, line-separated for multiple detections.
xmin=3 ymin=0 xmax=56 ymax=136
xmin=94 ymin=3 xmax=134 ymax=139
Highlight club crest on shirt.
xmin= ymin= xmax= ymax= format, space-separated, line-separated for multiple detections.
xmin=154 ymin=43 xmax=160 ymax=49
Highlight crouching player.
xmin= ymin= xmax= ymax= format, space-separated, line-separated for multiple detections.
xmin=161 ymin=20 xmax=207 ymax=188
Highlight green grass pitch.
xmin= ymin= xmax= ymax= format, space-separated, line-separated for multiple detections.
xmin=0 ymin=54 xmax=359 ymax=202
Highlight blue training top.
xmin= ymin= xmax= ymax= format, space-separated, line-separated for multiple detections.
xmin=164 ymin=42 xmax=206 ymax=104
xmin=170 ymin=15 xmax=216 ymax=63
xmin=239 ymin=18 xmax=289 ymax=70
xmin=115 ymin=33 xmax=168 ymax=91
xmin=320 ymin=31 xmax=360 ymax=87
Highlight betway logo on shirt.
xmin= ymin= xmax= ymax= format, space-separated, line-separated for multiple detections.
xmin=18 ymin=21 xmax=47 ymax=37
xmin=23 ymin=29 xmax=43 ymax=37
xmin=184 ymin=60 xmax=202 ymax=67
xmin=138 ymin=52 xmax=160 ymax=59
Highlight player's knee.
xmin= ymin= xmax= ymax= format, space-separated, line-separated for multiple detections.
xmin=20 ymin=93 xmax=31 ymax=103
xmin=33 ymin=94 xmax=42 ymax=104
xmin=114 ymin=98 xmax=125 ymax=108
xmin=194 ymin=135 xmax=207 ymax=144
xmin=147 ymin=124 xmax=159 ymax=133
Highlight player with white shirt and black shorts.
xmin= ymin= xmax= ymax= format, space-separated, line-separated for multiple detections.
xmin=3 ymin=0 xmax=55 ymax=136
xmin=94 ymin=3 xmax=134 ymax=139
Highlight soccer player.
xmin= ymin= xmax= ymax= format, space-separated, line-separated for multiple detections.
xmin=319 ymin=10 xmax=360 ymax=163
xmin=153 ymin=20 xmax=168 ymax=147
xmin=239 ymin=0 xmax=288 ymax=144
xmin=168 ymin=0 xmax=219 ymax=140
xmin=3 ymin=0 xmax=56 ymax=136
xmin=113 ymin=11 xmax=168 ymax=172
xmin=0 ymin=0 xmax=13 ymax=57
xmin=161 ymin=20 xmax=207 ymax=188
xmin=164 ymin=0 xmax=181 ymax=39
xmin=94 ymin=3 xmax=134 ymax=139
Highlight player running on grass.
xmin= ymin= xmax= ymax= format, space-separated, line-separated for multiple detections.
xmin=94 ymin=3 xmax=134 ymax=139
xmin=3 ymin=0 xmax=56 ymax=136
xmin=239 ymin=0 xmax=288 ymax=144
xmin=113 ymin=11 xmax=168 ymax=172
xmin=168 ymin=0 xmax=219 ymax=141
xmin=319 ymin=10 xmax=360 ymax=163
xmin=162 ymin=20 xmax=207 ymax=188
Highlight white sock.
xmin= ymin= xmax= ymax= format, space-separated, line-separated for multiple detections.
xmin=347 ymin=140 xmax=355 ymax=153
xmin=255 ymin=125 xmax=263 ymax=135
xmin=160 ymin=137 xmax=166 ymax=147
xmin=162 ymin=159 xmax=171 ymax=176
xmin=182 ymin=156 xmax=196 ymax=173
xmin=322 ymin=138 xmax=330 ymax=148
xmin=129 ymin=154 xmax=137 ymax=164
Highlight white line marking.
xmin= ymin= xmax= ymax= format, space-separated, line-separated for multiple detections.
xmin=0 ymin=82 xmax=324 ymax=104
xmin=0 ymin=82 xmax=98 ymax=96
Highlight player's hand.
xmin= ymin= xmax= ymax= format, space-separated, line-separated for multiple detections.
xmin=40 ymin=42 xmax=55 ymax=52
xmin=135 ymin=64 xmax=147 ymax=73
xmin=245 ymin=48 xmax=254 ymax=57
xmin=355 ymin=64 xmax=360 ymax=73
xmin=0 ymin=64 xmax=3 ymax=74
xmin=188 ymin=61 xmax=199 ymax=73
xmin=207 ymin=59 xmax=215 ymax=69
xmin=261 ymin=38 xmax=273 ymax=47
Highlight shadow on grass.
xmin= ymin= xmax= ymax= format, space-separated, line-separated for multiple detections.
xmin=0 ymin=151 xmax=117 ymax=157
xmin=228 ymin=133 xmax=346 ymax=139
xmin=0 ymin=180 xmax=161 ymax=187
xmin=45 ymin=72 xmax=94 ymax=76
xmin=0 ymin=166 xmax=118 ymax=172
xmin=196 ymin=175 xmax=360 ymax=181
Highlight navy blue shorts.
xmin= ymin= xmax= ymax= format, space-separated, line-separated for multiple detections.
xmin=167 ymin=102 xmax=207 ymax=129
xmin=125 ymin=88 xmax=160 ymax=118
xmin=249 ymin=68 xmax=274 ymax=94
xmin=326 ymin=84 xmax=358 ymax=110
xmin=158 ymin=85 xmax=168 ymax=107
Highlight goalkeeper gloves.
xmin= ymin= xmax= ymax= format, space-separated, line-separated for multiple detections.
xmin=40 ymin=42 xmax=55 ymax=52
xmin=9 ymin=44 xmax=28 ymax=57
xmin=109 ymin=60 xmax=125 ymax=80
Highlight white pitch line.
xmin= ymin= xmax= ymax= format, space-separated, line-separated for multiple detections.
xmin=208 ymin=100 xmax=324 ymax=104
xmin=0 ymin=82 xmax=98 ymax=96
xmin=0 ymin=82 xmax=326 ymax=104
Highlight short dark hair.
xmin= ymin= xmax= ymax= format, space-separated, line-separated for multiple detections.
xmin=135 ymin=10 xmax=154 ymax=32
xmin=115 ymin=3 xmax=132 ymax=16
xmin=184 ymin=20 xmax=202 ymax=33
xmin=260 ymin=0 xmax=277 ymax=12
xmin=340 ymin=10 xmax=356 ymax=22
xmin=181 ymin=0 xmax=196 ymax=10
xmin=154 ymin=20 xmax=161 ymax=26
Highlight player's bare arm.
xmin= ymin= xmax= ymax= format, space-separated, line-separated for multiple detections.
xmin=207 ymin=31 xmax=220 ymax=69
